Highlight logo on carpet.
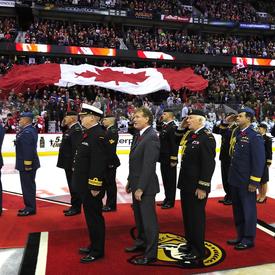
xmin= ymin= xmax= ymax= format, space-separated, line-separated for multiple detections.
xmin=157 ymin=232 xmax=225 ymax=268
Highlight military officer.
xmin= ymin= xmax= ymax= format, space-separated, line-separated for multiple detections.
xmin=0 ymin=123 xmax=5 ymax=216
xmin=57 ymin=111 xmax=83 ymax=216
xmin=227 ymin=107 xmax=265 ymax=250
xmin=257 ymin=122 xmax=272 ymax=203
xmin=213 ymin=113 xmax=237 ymax=205
xmin=175 ymin=109 xmax=216 ymax=266
xmin=15 ymin=112 xmax=40 ymax=216
xmin=72 ymin=103 xmax=107 ymax=263
xmin=156 ymin=109 xmax=178 ymax=209
xmin=102 ymin=114 xmax=120 ymax=212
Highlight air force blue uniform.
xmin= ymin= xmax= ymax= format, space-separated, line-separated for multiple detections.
xmin=15 ymin=123 xmax=40 ymax=213
xmin=228 ymin=125 xmax=265 ymax=245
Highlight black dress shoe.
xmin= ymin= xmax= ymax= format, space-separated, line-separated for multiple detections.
xmin=18 ymin=208 xmax=26 ymax=213
xmin=131 ymin=257 xmax=156 ymax=265
xmin=79 ymin=247 xmax=91 ymax=255
xmin=223 ymin=200 xmax=232 ymax=205
xmin=102 ymin=206 xmax=116 ymax=212
xmin=64 ymin=209 xmax=81 ymax=216
xmin=227 ymin=239 xmax=241 ymax=245
xmin=182 ymin=253 xmax=199 ymax=261
xmin=125 ymin=245 xmax=146 ymax=253
xmin=234 ymin=242 xmax=254 ymax=250
xmin=80 ymin=254 xmax=103 ymax=263
xmin=161 ymin=204 xmax=174 ymax=209
xmin=17 ymin=210 xmax=36 ymax=216
xmin=157 ymin=200 xmax=166 ymax=207
xmin=63 ymin=207 xmax=71 ymax=213
xmin=218 ymin=198 xmax=226 ymax=203
xmin=178 ymin=245 xmax=191 ymax=254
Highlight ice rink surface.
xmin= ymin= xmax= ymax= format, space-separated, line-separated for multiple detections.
xmin=2 ymin=153 xmax=275 ymax=204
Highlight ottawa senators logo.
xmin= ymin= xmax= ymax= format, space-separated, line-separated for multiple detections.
xmin=129 ymin=231 xmax=225 ymax=269
xmin=157 ymin=232 xmax=225 ymax=268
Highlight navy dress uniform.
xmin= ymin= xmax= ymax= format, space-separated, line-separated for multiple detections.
xmin=72 ymin=104 xmax=107 ymax=262
xmin=213 ymin=116 xmax=237 ymax=205
xmin=102 ymin=116 xmax=120 ymax=212
xmin=15 ymin=112 xmax=40 ymax=216
xmin=0 ymin=123 xmax=5 ymax=216
xmin=260 ymin=124 xmax=273 ymax=184
xmin=57 ymin=111 xmax=83 ymax=216
xmin=175 ymin=109 xmax=216 ymax=264
xmin=228 ymin=108 xmax=265 ymax=249
xmin=157 ymin=110 xmax=178 ymax=208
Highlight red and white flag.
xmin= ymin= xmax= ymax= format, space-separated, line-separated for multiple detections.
xmin=0 ymin=64 xmax=208 ymax=95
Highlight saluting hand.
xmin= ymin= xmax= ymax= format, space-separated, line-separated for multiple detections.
xmin=195 ymin=188 xmax=207 ymax=200
xmin=180 ymin=117 xmax=188 ymax=129
xmin=91 ymin=190 xmax=100 ymax=197
xmin=134 ymin=189 xmax=143 ymax=201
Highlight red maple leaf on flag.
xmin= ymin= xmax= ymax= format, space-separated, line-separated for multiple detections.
xmin=74 ymin=68 xmax=149 ymax=85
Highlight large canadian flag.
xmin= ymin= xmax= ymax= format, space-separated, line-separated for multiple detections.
xmin=0 ymin=64 xmax=208 ymax=95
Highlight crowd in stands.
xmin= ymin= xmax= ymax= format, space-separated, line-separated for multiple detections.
xmin=24 ymin=20 xmax=121 ymax=48
xmin=0 ymin=17 xmax=17 ymax=42
xmin=125 ymin=28 xmax=275 ymax=58
xmin=194 ymin=0 xmax=272 ymax=23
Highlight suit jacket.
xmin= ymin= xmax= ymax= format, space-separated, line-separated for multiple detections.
xmin=73 ymin=124 xmax=107 ymax=195
xmin=15 ymin=124 xmax=40 ymax=171
xmin=105 ymin=125 xmax=120 ymax=168
xmin=177 ymin=128 xmax=216 ymax=194
xmin=0 ymin=124 xmax=5 ymax=168
xmin=128 ymin=126 xmax=160 ymax=195
xmin=57 ymin=122 xmax=83 ymax=170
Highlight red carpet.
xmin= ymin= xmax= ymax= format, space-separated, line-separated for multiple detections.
xmin=16 ymin=195 xmax=275 ymax=275
xmin=0 ymin=192 xmax=84 ymax=248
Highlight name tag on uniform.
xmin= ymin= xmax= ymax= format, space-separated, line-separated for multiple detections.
xmin=82 ymin=142 xmax=89 ymax=146
xmin=192 ymin=141 xmax=200 ymax=145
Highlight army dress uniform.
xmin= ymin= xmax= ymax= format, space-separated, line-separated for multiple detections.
xmin=176 ymin=126 xmax=216 ymax=261
xmin=72 ymin=124 xmax=107 ymax=259
xmin=15 ymin=115 xmax=40 ymax=215
xmin=228 ymin=125 xmax=265 ymax=247
xmin=57 ymin=119 xmax=83 ymax=214
xmin=157 ymin=120 xmax=178 ymax=208
xmin=103 ymin=124 xmax=120 ymax=211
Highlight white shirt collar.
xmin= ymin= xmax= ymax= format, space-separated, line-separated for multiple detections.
xmin=140 ymin=125 xmax=151 ymax=136
xmin=194 ymin=126 xmax=204 ymax=134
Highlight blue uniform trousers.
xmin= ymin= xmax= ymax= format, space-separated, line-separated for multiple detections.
xmin=20 ymin=170 xmax=37 ymax=212
xmin=231 ymin=185 xmax=257 ymax=245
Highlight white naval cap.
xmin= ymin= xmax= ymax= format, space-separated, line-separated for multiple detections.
xmin=79 ymin=103 xmax=103 ymax=117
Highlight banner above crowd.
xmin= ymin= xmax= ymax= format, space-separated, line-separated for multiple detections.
xmin=0 ymin=64 xmax=208 ymax=95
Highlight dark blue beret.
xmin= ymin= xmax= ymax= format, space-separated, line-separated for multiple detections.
xmin=238 ymin=107 xmax=255 ymax=117
xmin=20 ymin=112 xmax=34 ymax=119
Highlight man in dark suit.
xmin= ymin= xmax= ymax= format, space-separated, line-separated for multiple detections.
xmin=72 ymin=103 xmax=107 ymax=263
xmin=0 ymin=123 xmax=5 ymax=216
xmin=57 ymin=111 xmax=83 ymax=216
xmin=227 ymin=107 xmax=265 ymax=250
xmin=156 ymin=109 xmax=178 ymax=209
xmin=102 ymin=114 xmax=120 ymax=212
xmin=175 ymin=109 xmax=216 ymax=267
xmin=15 ymin=112 xmax=40 ymax=216
xmin=213 ymin=113 xmax=237 ymax=205
xmin=125 ymin=107 xmax=160 ymax=265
